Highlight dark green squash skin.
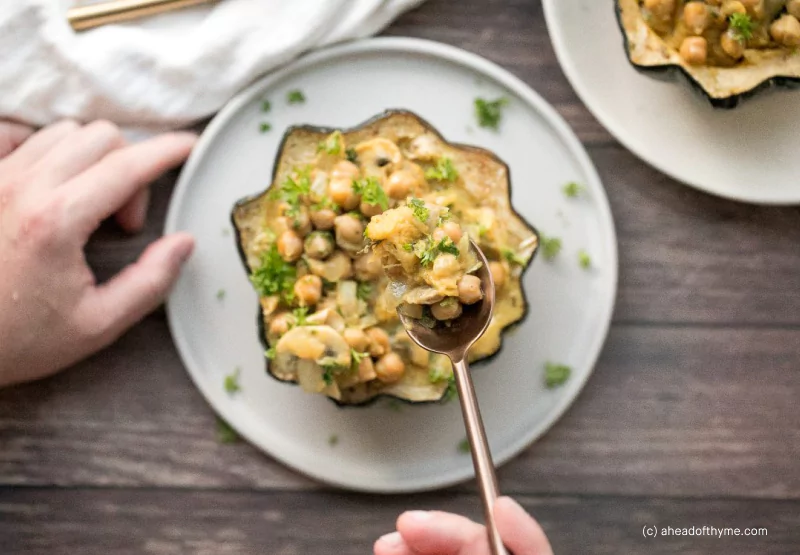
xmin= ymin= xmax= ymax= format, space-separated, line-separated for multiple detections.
xmin=614 ymin=2 xmax=800 ymax=109
xmin=231 ymin=109 xmax=539 ymax=407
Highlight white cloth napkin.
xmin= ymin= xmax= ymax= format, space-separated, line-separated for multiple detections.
xmin=0 ymin=0 xmax=424 ymax=132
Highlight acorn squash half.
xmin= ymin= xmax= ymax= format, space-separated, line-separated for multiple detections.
xmin=616 ymin=0 xmax=800 ymax=108
xmin=231 ymin=110 xmax=538 ymax=406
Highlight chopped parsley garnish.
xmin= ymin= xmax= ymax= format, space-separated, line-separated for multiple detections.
xmin=259 ymin=122 xmax=272 ymax=133
xmin=477 ymin=224 xmax=488 ymax=238
xmin=428 ymin=365 xmax=450 ymax=384
xmin=224 ymin=367 xmax=241 ymax=394
xmin=319 ymin=131 xmax=343 ymax=155
xmin=436 ymin=210 xmax=452 ymax=227
xmin=729 ymin=13 xmax=754 ymax=41
xmin=474 ymin=96 xmax=509 ymax=130
xmin=409 ymin=198 xmax=429 ymax=223
xmin=216 ymin=417 xmax=240 ymax=443
xmin=345 ymin=147 xmax=358 ymax=163
xmin=539 ymin=234 xmax=562 ymax=261
xmin=402 ymin=243 xmax=414 ymax=252
xmin=269 ymin=167 xmax=311 ymax=218
xmin=311 ymin=195 xmax=339 ymax=212
xmin=544 ymin=362 xmax=571 ymax=388
xmin=415 ymin=236 xmax=460 ymax=267
xmin=356 ymin=281 xmax=372 ymax=301
xmin=501 ymin=248 xmax=526 ymax=266
xmin=352 ymin=176 xmax=389 ymax=210
xmin=250 ymin=244 xmax=297 ymax=300
xmin=261 ymin=100 xmax=271 ymax=113
xmin=216 ymin=289 xmax=226 ymax=301
xmin=265 ymin=346 xmax=277 ymax=359
xmin=291 ymin=307 xmax=310 ymax=327
xmin=578 ymin=250 xmax=591 ymax=269
xmin=287 ymin=89 xmax=306 ymax=104
xmin=321 ymin=366 xmax=335 ymax=385
xmin=425 ymin=157 xmax=459 ymax=182
xmin=457 ymin=438 xmax=470 ymax=454
xmin=562 ymin=181 xmax=585 ymax=198
xmin=328 ymin=434 xmax=339 ymax=447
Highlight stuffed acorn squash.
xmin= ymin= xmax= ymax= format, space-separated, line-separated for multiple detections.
xmin=617 ymin=0 xmax=800 ymax=107
xmin=231 ymin=110 xmax=538 ymax=406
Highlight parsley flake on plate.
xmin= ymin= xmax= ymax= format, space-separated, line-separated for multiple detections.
xmin=544 ymin=362 xmax=571 ymax=388
xmin=287 ymin=89 xmax=306 ymax=104
xmin=539 ymin=234 xmax=562 ymax=261
xmin=578 ymin=250 xmax=591 ymax=269
xmin=474 ymin=96 xmax=509 ymax=130
xmin=224 ymin=367 xmax=241 ymax=394
xmin=216 ymin=417 xmax=240 ymax=444
xmin=562 ymin=181 xmax=585 ymax=198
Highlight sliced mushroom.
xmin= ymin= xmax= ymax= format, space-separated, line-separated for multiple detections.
xmin=402 ymin=286 xmax=445 ymax=305
xmin=274 ymin=325 xmax=352 ymax=393
xmin=355 ymin=138 xmax=402 ymax=178
xmin=306 ymin=251 xmax=353 ymax=282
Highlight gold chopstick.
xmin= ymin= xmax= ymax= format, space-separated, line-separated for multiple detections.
xmin=68 ymin=0 xmax=217 ymax=32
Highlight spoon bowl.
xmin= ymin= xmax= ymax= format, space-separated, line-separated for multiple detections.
xmin=397 ymin=239 xmax=508 ymax=555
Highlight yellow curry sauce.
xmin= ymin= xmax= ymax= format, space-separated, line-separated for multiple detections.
xmin=232 ymin=112 xmax=538 ymax=404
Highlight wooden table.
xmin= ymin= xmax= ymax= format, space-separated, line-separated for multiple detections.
xmin=2 ymin=1 xmax=799 ymax=553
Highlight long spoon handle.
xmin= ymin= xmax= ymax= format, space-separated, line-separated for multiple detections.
xmin=68 ymin=0 xmax=217 ymax=31
xmin=452 ymin=357 xmax=509 ymax=555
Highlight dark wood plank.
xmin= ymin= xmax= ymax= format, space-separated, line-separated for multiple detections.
xmin=1 ymin=488 xmax=797 ymax=555
xmin=2 ymin=319 xmax=798 ymax=498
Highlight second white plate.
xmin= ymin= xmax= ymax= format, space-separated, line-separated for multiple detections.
xmin=544 ymin=0 xmax=800 ymax=205
xmin=165 ymin=37 xmax=617 ymax=493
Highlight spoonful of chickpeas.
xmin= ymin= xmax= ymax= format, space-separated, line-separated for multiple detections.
xmin=364 ymin=202 xmax=508 ymax=555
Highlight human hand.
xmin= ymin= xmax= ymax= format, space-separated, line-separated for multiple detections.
xmin=374 ymin=496 xmax=553 ymax=555
xmin=0 ymin=120 xmax=196 ymax=387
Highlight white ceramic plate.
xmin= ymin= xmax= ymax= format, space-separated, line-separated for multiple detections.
xmin=165 ymin=37 xmax=617 ymax=493
xmin=543 ymin=0 xmax=800 ymax=205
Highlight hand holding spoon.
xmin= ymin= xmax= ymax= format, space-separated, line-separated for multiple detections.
xmin=397 ymin=239 xmax=508 ymax=555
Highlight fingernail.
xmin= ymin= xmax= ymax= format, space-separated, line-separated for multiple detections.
xmin=376 ymin=531 xmax=403 ymax=548
xmin=175 ymin=235 xmax=195 ymax=262
xmin=497 ymin=496 xmax=527 ymax=517
xmin=403 ymin=510 xmax=432 ymax=523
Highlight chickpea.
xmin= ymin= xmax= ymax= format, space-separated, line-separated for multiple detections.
xmin=375 ymin=352 xmax=406 ymax=383
xmin=310 ymin=208 xmax=337 ymax=230
xmin=457 ymin=274 xmax=484 ymax=305
xmin=334 ymin=214 xmax=365 ymax=246
xmin=431 ymin=298 xmax=463 ymax=321
xmin=441 ymin=221 xmax=463 ymax=243
xmin=489 ymin=261 xmax=507 ymax=289
xmin=789 ymin=0 xmax=800 ymax=19
xmin=293 ymin=274 xmax=322 ymax=307
xmin=343 ymin=328 xmax=370 ymax=352
xmin=366 ymin=327 xmax=390 ymax=357
xmin=277 ymin=230 xmax=303 ymax=262
xmin=432 ymin=253 xmax=460 ymax=280
xmin=385 ymin=170 xmax=416 ymax=199
xmin=679 ymin=36 xmax=708 ymax=65
xmin=304 ymin=231 xmax=334 ymax=260
xmin=291 ymin=210 xmax=312 ymax=237
xmin=360 ymin=199 xmax=385 ymax=218
xmin=721 ymin=30 xmax=745 ymax=59
xmin=329 ymin=177 xmax=360 ymax=211
xmin=720 ymin=0 xmax=746 ymax=18
xmin=770 ymin=14 xmax=800 ymax=47
xmin=739 ymin=0 xmax=762 ymax=17
xmin=331 ymin=160 xmax=360 ymax=180
xmin=643 ymin=0 xmax=676 ymax=20
xmin=683 ymin=2 xmax=710 ymax=35
xmin=353 ymin=251 xmax=383 ymax=281
xmin=268 ymin=312 xmax=292 ymax=337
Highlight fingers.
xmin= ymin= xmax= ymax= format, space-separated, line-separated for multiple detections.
xmin=0 ymin=121 xmax=34 ymax=158
xmin=64 ymin=132 xmax=196 ymax=236
xmin=373 ymin=532 xmax=416 ymax=555
xmin=114 ymin=188 xmax=151 ymax=233
xmin=494 ymin=497 xmax=554 ymax=555
xmin=77 ymin=233 xmax=194 ymax=349
xmin=35 ymin=120 xmax=126 ymax=189
xmin=396 ymin=510 xmax=488 ymax=555
xmin=2 ymin=120 xmax=80 ymax=169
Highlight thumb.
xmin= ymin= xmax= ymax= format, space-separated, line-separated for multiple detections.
xmin=494 ymin=497 xmax=554 ymax=555
xmin=79 ymin=233 xmax=194 ymax=348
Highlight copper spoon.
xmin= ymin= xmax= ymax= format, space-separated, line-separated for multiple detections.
xmin=397 ymin=239 xmax=508 ymax=555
